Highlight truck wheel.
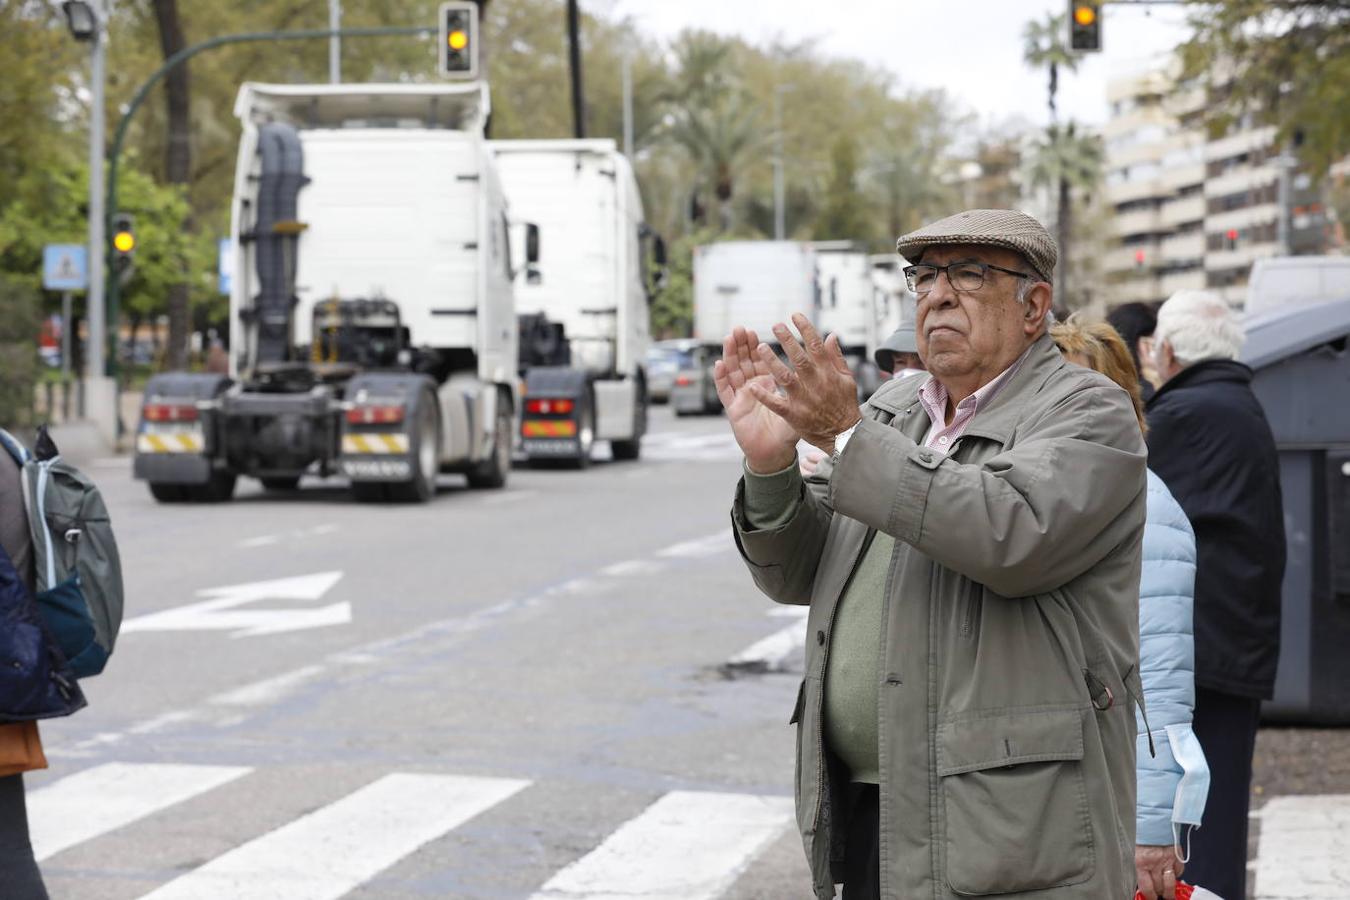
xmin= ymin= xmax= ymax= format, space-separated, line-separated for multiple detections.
xmin=148 ymin=483 xmax=188 ymax=503
xmin=261 ymin=476 xmax=301 ymax=492
xmin=352 ymin=483 xmax=387 ymax=502
xmin=467 ymin=392 xmax=512 ymax=489
xmin=386 ymin=392 xmax=439 ymax=503
xmin=187 ymin=472 xmax=236 ymax=503
xmin=569 ymin=391 xmax=596 ymax=469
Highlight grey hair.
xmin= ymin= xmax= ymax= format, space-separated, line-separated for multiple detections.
xmin=1155 ymin=289 xmax=1244 ymax=365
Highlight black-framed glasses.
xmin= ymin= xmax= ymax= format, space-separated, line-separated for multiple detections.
xmin=903 ymin=261 xmax=1037 ymax=295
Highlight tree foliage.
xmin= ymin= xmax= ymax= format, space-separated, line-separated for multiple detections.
xmin=1179 ymin=0 xmax=1349 ymax=178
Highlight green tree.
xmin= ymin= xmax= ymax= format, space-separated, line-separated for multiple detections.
xmin=1179 ymin=0 xmax=1349 ymax=178
xmin=816 ymin=135 xmax=871 ymax=241
xmin=1027 ymin=123 xmax=1103 ymax=308
xmin=1022 ymin=12 xmax=1080 ymax=123
xmin=0 ymin=275 xmax=41 ymax=429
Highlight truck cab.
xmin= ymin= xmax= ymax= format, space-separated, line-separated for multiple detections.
xmin=491 ymin=139 xmax=657 ymax=466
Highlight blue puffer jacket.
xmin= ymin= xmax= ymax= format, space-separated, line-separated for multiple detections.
xmin=1136 ymin=469 xmax=1209 ymax=846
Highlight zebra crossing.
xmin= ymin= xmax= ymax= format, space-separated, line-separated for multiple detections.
xmin=28 ymin=761 xmax=794 ymax=899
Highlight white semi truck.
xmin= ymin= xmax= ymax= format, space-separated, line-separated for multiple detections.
xmin=813 ymin=241 xmax=883 ymax=395
xmin=490 ymin=139 xmax=660 ymax=466
xmin=693 ymin=241 xmax=820 ymax=345
xmin=134 ymin=82 xmax=523 ymax=502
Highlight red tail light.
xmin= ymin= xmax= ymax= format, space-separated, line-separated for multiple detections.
xmin=143 ymin=403 xmax=198 ymax=423
xmin=345 ymin=405 xmax=405 ymax=425
xmin=525 ymin=397 xmax=575 ymax=415
xmin=674 ymin=375 xmax=692 ymax=387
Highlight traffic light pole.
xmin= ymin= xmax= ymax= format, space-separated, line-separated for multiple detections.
xmin=103 ymin=25 xmax=435 ymax=384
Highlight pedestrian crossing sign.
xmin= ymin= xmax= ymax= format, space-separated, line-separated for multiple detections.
xmin=43 ymin=244 xmax=88 ymax=291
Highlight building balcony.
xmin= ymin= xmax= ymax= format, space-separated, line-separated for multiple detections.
xmin=1205 ymin=165 xmax=1280 ymax=198
xmin=1159 ymin=162 xmax=1205 ymax=193
xmin=1204 ymin=241 xmax=1280 ymax=272
xmin=1204 ymin=126 xmax=1278 ymax=162
xmin=1161 ymin=195 xmax=1206 ymax=228
xmin=1107 ymin=276 xmax=1167 ymax=306
xmin=1159 ymin=269 xmax=1206 ymax=296
xmin=1114 ymin=207 xmax=1165 ymax=237
xmin=1161 ymin=231 xmax=1205 ymax=260
xmin=1207 ymin=203 xmax=1280 ymax=233
xmin=1104 ymin=244 xmax=1157 ymax=275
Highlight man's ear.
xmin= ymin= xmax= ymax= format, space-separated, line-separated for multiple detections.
xmin=1023 ymin=282 xmax=1053 ymax=335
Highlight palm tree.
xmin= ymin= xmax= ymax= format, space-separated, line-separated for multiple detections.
xmin=864 ymin=142 xmax=956 ymax=241
xmin=1027 ymin=123 xmax=1104 ymax=306
xmin=664 ymin=33 xmax=765 ymax=232
xmin=1022 ymin=13 xmax=1080 ymax=124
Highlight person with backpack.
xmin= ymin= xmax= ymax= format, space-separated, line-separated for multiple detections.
xmin=0 ymin=434 xmax=52 ymax=899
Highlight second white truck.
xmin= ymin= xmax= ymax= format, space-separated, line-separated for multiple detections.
xmin=491 ymin=139 xmax=660 ymax=467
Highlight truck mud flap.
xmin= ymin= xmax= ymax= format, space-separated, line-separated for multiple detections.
xmin=134 ymin=373 xmax=230 ymax=485
xmin=340 ymin=373 xmax=434 ymax=487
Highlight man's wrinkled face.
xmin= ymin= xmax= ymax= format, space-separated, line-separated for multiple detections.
xmin=914 ymin=244 xmax=1040 ymax=381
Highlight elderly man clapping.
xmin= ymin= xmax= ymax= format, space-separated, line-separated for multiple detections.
xmin=717 ymin=209 xmax=1147 ymax=900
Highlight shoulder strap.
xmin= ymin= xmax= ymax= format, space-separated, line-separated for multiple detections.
xmin=0 ymin=429 xmax=30 ymax=466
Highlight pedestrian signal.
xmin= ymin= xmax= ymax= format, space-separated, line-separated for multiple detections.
xmin=1069 ymin=1 xmax=1102 ymax=52
xmin=111 ymin=213 xmax=136 ymax=271
xmin=438 ymin=2 xmax=478 ymax=79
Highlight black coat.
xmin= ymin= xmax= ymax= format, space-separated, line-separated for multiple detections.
xmin=1146 ymin=359 xmax=1286 ymax=699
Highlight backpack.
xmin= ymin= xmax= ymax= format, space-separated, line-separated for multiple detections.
xmin=0 ymin=538 xmax=85 ymax=721
xmin=0 ymin=427 xmax=123 ymax=679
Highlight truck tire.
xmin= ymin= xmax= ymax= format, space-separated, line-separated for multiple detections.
xmin=610 ymin=382 xmax=645 ymax=462
xmin=466 ymin=391 xmax=512 ymax=489
xmin=386 ymin=390 xmax=439 ymax=503
xmin=568 ymin=390 xmax=596 ymax=470
xmin=186 ymin=472 xmax=237 ymax=503
xmin=260 ymin=476 xmax=301 ymax=492
xmin=148 ymin=483 xmax=188 ymax=503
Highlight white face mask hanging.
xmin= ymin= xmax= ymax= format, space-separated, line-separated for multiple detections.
xmin=1165 ymin=722 xmax=1212 ymax=863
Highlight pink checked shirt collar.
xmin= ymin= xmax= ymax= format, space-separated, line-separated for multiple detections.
xmin=917 ymin=345 xmax=1033 ymax=453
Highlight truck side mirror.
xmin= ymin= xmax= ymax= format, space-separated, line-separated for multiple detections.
xmin=525 ymin=223 xmax=540 ymax=264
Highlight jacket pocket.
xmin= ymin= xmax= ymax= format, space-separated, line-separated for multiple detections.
xmin=937 ymin=707 xmax=1095 ymax=895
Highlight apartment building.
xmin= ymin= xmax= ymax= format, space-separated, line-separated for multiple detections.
xmin=1103 ymin=61 xmax=1338 ymax=309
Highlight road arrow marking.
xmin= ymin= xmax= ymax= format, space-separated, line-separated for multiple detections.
xmin=122 ymin=571 xmax=349 ymax=638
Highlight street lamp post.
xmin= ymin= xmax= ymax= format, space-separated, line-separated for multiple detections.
xmin=773 ymin=85 xmax=793 ymax=241
xmin=63 ymin=0 xmax=115 ymax=441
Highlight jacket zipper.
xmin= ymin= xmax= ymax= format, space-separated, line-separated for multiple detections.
xmin=813 ymin=528 xmax=877 ymax=834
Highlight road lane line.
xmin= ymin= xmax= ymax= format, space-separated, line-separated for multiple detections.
xmin=139 ymin=773 xmax=530 ymax=900
xmin=767 ymin=605 xmax=810 ymax=618
xmin=209 ymin=664 xmax=327 ymax=707
xmin=28 ymin=762 xmax=250 ymax=861
xmin=598 ymin=559 xmax=666 ymax=578
xmin=658 ymin=531 xmax=731 ymax=559
xmin=531 ymin=790 xmax=793 ymax=900
xmin=724 ymin=619 xmax=808 ymax=674
xmin=1253 ymin=794 xmax=1350 ymax=898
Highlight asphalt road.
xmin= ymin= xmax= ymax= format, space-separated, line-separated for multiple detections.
xmin=25 ymin=406 xmax=1350 ymax=899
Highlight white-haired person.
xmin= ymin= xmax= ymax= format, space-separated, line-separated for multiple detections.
xmin=1145 ymin=290 xmax=1285 ymax=900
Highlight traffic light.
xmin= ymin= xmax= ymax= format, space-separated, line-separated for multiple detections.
xmin=111 ymin=213 xmax=135 ymax=272
xmin=438 ymin=1 xmax=478 ymax=79
xmin=1069 ymin=2 xmax=1102 ymax=52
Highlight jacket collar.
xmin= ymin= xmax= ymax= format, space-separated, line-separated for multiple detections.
xmin=1147 ymin=357 xmax=1254 ymax=408
xmin=869 ymin=333 xmax=1064 ymax=446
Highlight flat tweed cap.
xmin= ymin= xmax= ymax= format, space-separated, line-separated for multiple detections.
xmin=896 ymin=208 xmax=1056 ymax=283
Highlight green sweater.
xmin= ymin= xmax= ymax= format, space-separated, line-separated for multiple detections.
xmin=743 ymin=460 xmax=890 ymax=784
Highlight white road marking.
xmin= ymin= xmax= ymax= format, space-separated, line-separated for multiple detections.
xmin=236 ymin=524 xmax=340 ymax=549
xmin=28 ymin=763 xmax=250 ymax=861
xmin=238 ymin=535 xmax=281 ymax=548
xmin=725 ymin=619 xmax=808 ymax=673
xmin=1254 ymin=794 xmax=1350 ymax=898
xmin=122 ymin=571 xmax=348 ymax=638
xmin=140 ymin=773 xmax=530 ymax=900
xmin=531 ymin=790 xmax=793 ymax=900
xmin=598 ymin=559 xmax=666 ymax=578
xmin=658 ymin=532 xmax=731 ymax=559
xmin=767 ymin=605 xmax=811 ymax=618
xmin=210 ymin=664 xmax=327 ymax=707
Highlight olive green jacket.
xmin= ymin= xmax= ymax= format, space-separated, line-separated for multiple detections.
xmin=732 ymin=334 xmax=1147 ymax=899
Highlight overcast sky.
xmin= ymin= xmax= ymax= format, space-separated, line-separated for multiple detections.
xmin=591 ymin=0 xmax=1194 ymax=132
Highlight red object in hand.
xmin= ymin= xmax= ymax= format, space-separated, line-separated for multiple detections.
xmin=1135 ymin=882 xmax=1224 ymax=900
